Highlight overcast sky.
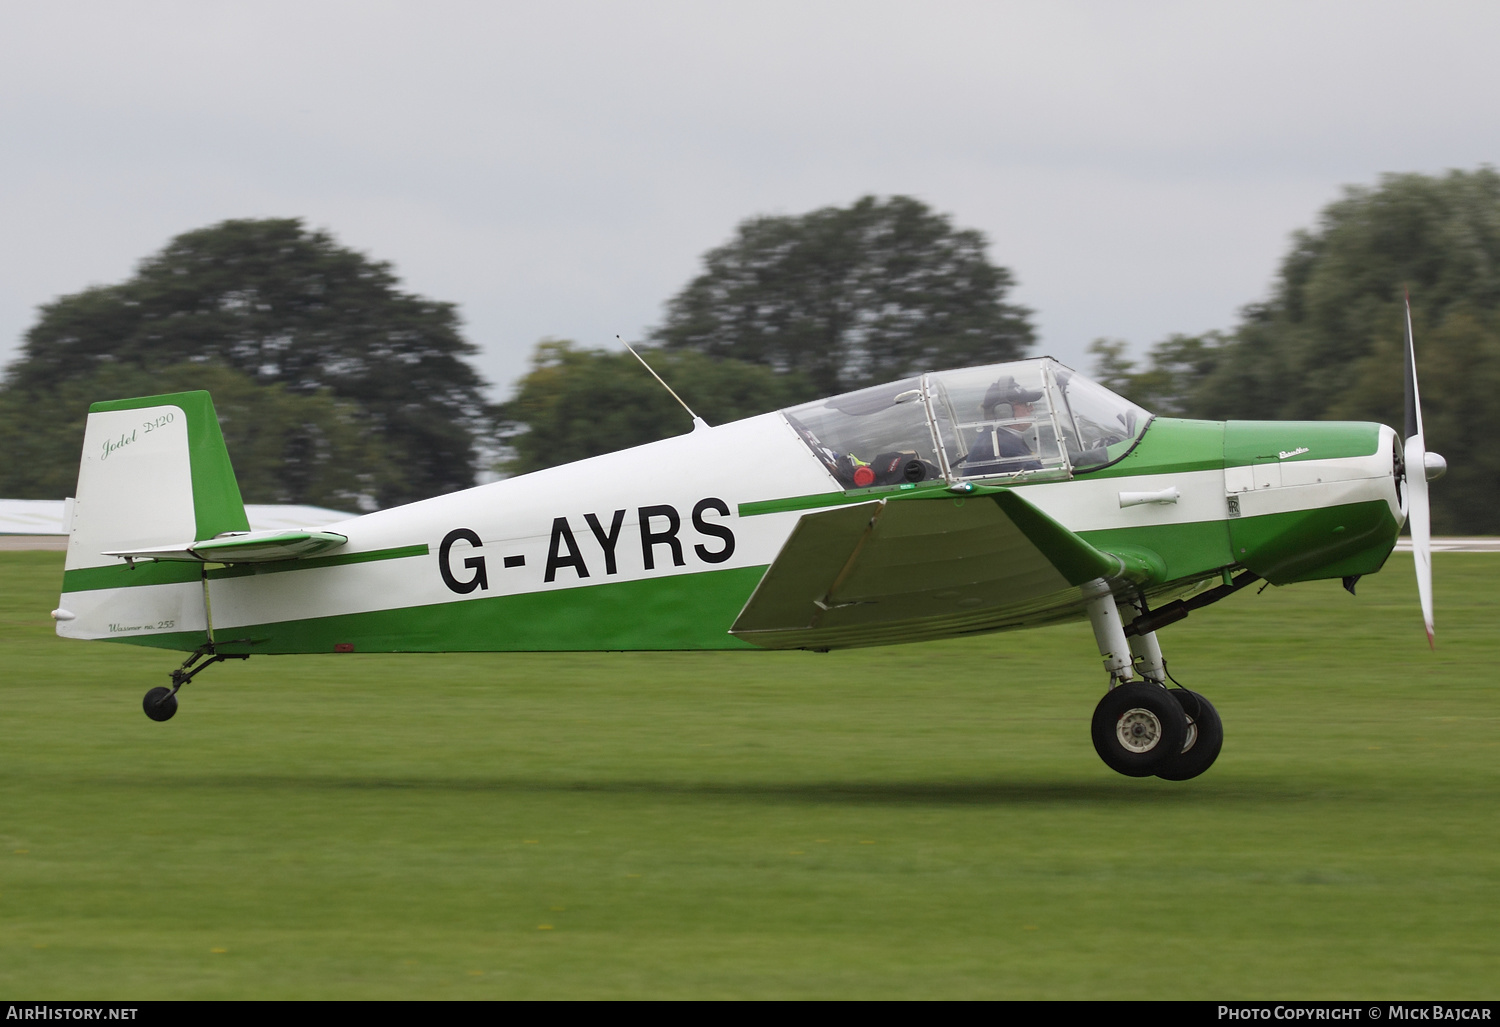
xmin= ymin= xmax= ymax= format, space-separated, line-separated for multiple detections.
xmin=2 ymin=1 xmax=1496 ymax=401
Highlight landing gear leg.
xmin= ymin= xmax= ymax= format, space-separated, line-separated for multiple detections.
xmin=1126 ymin=618 xmax=1167 ymax=685
xmin=141 ymin=643 xmax=248 ymax=722
xmin=1119 ymin=599 xmax=1223 ymax=780
xmin=1085 ymin=587 xmax=1135 ymax=686
xmin=1086 ymin=588 xmax=1188 ymax=777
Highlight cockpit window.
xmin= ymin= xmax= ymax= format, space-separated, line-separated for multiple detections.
xmin=781 ymin=358 xmax=1151 ymax=489
xmin=782 ymin=377 xmax=944 ymax=489
xmin=928 ymin=364 xmax=1069 ymax=480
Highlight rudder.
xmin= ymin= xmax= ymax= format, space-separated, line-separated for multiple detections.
xmin=55 ymin=391 xmax=248 ymax=645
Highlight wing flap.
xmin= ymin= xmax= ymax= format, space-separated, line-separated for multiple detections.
xmin=730 ymin=501 xmax=883 ymax=633
xmin=731 ymin=490 xmax=1119 ymax=649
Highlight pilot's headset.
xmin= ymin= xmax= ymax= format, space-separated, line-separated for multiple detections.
xmin=981 ymin=377 xmax=1043 ymax=427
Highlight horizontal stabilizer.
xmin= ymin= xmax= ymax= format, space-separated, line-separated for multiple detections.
xmin=731 ymin=489 xmax=1119 ymax=650
xmin=104 ymin=529 xmax=349 ymax=564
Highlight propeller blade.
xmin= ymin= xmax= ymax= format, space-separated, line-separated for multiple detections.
xmin=1403 ymin=293 xmax=1425 ymax=442
xmin=1405 ymin=434 xmax=1434 ymax=647
xmin=1403 ymin=294 xmax=1435 ymax=648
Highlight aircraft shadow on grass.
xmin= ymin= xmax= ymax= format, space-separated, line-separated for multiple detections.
xmin=159 ymin=773 xmax=1333 ymax=807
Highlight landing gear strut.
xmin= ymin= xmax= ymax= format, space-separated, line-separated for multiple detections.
xmin=141 ymin=643 xmax=248 ymax=722
xmin=1085 ymin=588 xmax=1224 ymax=780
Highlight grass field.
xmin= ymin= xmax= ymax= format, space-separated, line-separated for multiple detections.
xmin=1 ymin=549 xmax=1496 ymax=999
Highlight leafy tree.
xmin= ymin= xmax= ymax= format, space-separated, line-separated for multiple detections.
xmin=1088 ymin=333 xmax=1226 ymax=417
xmin=1194 ymin=168 xmax=1500 ymax=422
xmin=1086 ymin=338 xmax=1136 ymax=396
xmin=0 ymin=363 xmax=384 ymax=508
xmin=1 ymin=218 xmax=489 ymax=506
xmin=499 ymin=340 xmax=816 ymax=475
xmin=1094 ymin=168 xmax=1500 ymax=532
xmin=651 ymin=195 xmax=1035 ymax=394
xmin=1329 ymin=309 xmax=1500 ymax=534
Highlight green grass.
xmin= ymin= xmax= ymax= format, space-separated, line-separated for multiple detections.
xmin=2 ymin=550 xmax=1497 ymax=998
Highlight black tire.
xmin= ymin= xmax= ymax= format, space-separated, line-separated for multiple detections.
xmin=1167 ymin=687 xmax=1201 ymax=721
xmin=1091 ymin=681 xmax=1189 ymax=777
xmin=1156 ymin=690 xmax=1223 ymax=781
xmin=143 ymin=686 xmax=178 ymax=722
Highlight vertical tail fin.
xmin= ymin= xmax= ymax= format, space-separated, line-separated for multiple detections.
xmin=55 ymin=391 xmax=248 ymax=645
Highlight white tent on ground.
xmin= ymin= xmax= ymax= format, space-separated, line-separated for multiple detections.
xmin=1 ymin=499 xmax=354 ymax=536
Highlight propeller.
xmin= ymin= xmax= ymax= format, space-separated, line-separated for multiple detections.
xmin=1402 ymin=293 xmax=1445 ymax=648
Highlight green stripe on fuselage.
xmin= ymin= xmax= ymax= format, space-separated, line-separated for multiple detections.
xmin=206 ymin=544 xmax=430 ymax=580
xmin=1079 ymin=418 xmax=1381 ymax=481
xmin=109 ymin=564 xmax=771 ymax=655
xmin=61 ymin=560 xmax=203 ymax=592
xmin=1224 ymin=421 xmax=1381 ymax=466
xmin=738 ymin=482 xmax=950 ymax=517
xmin=1072 ymin=418 xmax=1226 ymax=480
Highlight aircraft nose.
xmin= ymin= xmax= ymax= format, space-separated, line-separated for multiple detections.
xmin=1424 ymin=452 xmax=1447 ymax=481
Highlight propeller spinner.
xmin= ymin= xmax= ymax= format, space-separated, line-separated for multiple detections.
xmin=1402 ymin=294 xmax=1445 ymax=647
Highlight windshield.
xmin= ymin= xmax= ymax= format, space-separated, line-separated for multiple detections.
xmin=1052 ymin=368 xmax=1149 ymax=467
xmin=782 ymin=358 xmax=1151 ymax=488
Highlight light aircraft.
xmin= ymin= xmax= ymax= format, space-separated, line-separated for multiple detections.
xmin=49 ymin=304 xmax=1445 ymax=780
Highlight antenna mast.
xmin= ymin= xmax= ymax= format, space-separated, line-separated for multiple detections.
xmin=617 ymin=335 xmax=707 ymax=428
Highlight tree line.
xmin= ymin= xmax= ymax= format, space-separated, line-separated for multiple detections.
xmin=501 ymin=195 xmax=1034 ymax=475
xmin=0 ymin=219 xmax=487 ymax=510
xmin=1091 ymin=168 xmax=1500 ymax=533
xmin=2 ymin=174 xmax=1497 ymax=530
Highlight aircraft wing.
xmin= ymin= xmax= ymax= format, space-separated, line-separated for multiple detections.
xmin=102 ymin=529 xmax=349 ymax=564
xmin=730 ymin=490 xmax=1121 ymax=650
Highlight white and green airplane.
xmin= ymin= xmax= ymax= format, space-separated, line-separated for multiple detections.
xmin=50 ymin=307 xmax=1444 ymax=781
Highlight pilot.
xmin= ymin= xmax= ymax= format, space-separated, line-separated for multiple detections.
xmin=981 ymin=376 xmax=1044 ymax=425
xmin=960 ymin=377 xmax=1045 ymax=473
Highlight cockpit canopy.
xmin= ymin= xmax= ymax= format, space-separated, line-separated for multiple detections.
xmin=781 ymin=358 xmax=1151 ymax=490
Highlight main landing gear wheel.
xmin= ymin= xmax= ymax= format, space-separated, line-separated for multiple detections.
xmin=1156 ymin=689 xmax=1223 ymax=781
xmin=1091 ymin=682 xmax=1189 ymax=777
xmin=142 ymin=686 xmax=178 ymax=723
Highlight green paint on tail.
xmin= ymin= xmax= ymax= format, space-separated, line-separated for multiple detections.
xmin=89 ymin=391 xmax=250 ymax=541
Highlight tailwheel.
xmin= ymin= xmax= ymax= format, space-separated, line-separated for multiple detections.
xmin=142 ymin=686 xmax=178 ymax=723
xmin=139 ymin=642 xmax=249 ymax=721
xmin=1156 ymin=689 xmax=1223 ymax=781
xmin=1091 ymin=681 xmax=1188 ymax=777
